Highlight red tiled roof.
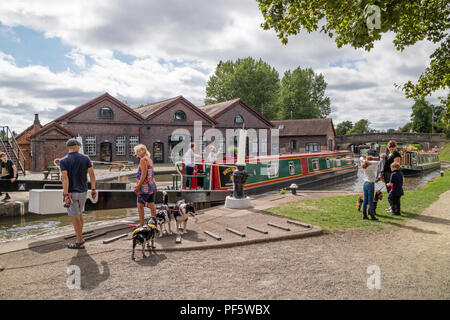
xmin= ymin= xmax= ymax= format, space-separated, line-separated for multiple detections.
xmin=199 ymin=98 xmax=274 ymax=127
xmin=134 ymin=96 xmax=218 ymax=124
xmin=55 ymin=92 xmax=144 ymax=122
xmin=271 ymin=118 xmax=335 ymax=136
xmin=30 ymin=121 xmax=76 ymax=139
xmin=134 ymin=96 xmax=182 ymax=118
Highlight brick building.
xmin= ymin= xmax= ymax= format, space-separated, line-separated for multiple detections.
xmin=26 ymin=93 xmax=274 ymax=171
xmin=14 ymin=114 xmax=42 ymax=170
xmin=22 ymin=93 xmax=334 ymax=171
xmin=271 ymin=119 xmax=336 ymax=154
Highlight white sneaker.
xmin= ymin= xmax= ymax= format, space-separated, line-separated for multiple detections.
xmin=385 ymin=207 xmax=392 ymax=212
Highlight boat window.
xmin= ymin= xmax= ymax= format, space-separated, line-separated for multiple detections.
xmin=289 ymin=161 xmax=295 ymax=175
xmin=326 ymin=158 xmax=331 ymax=169
xmin=312 ymin=159 xmax=320 ymax=170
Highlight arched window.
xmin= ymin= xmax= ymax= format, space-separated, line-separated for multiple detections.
xmin=98 ymin=107 xmax=114 ymax=119
xmin=234 ymin=114 xmax=244 ymax=125
xmin=174 ymin=110 xmax=187 ymax=121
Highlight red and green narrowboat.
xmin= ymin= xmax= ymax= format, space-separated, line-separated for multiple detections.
xmin=176 ymin=151 xmax=357 ymax=193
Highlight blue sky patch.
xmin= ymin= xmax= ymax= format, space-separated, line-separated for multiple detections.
xmin=0 ymin=22 xmax=88 ymax=73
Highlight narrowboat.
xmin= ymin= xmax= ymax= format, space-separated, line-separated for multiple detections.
xmin=175 ymin=151 xmax=357 ymax=194
xmin=400 ymin=151 xmax=440 ymax=176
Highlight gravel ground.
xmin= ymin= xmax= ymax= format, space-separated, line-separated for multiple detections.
xmin=0 ymin=191 xmax=449 ymax=300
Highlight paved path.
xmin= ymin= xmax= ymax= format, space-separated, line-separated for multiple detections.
xmin=0 ymin=191 xmax=448 ymax=299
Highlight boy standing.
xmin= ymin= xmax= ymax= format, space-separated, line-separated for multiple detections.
xmin=386 ymin=162 xmax=404 ymax=216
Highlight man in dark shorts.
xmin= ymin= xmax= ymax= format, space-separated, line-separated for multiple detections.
xmin=0 ymin=152 xmax=18 ymax=202
xmin=60 ymin=139 xmax=97 ymax=249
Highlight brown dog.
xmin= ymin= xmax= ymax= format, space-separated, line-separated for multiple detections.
xmin=356 ymin=190 xmax=383 ymax=214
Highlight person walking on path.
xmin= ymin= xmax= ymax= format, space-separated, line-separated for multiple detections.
xmin=60 ymin=139 xmax=97 ymax=249
xmin=134 ymin=144 xmax=157 ymax=226
xmin=0 ymin=152 xmax=18 ymax=202
xmin=361 ymin=156 xmax=379 ymax=221
xmin=382 ymin=140 xmax=401 ymax=212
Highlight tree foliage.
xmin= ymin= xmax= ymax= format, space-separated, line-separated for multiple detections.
xmin=205 ymin=58 xmax=331 ymax=120
xmin=277 ymin=67 xmax=331 ymax=119
xmin=410 ymin=99 xmax=446 ymax=133
xmin=205 ymin=57 xmax=280 ymax=119
xmin=336 ymin=120 xmax=353 ymax=135
xmin=257 ymin=0 xmax=450 ymax=105
xmin=350 ymin=119 xmax=372 ymax=134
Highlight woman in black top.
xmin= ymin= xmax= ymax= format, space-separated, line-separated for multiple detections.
xmin=381 ymin=141 xmax=401 ymax=212
xmin=382 ymin=141 xmax=401 ymax=183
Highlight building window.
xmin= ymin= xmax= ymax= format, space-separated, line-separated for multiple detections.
xmin=234 ymin=114 xmax=244 ymax=125
xmin=328 ymin=139 xmax=333 ymax=151
xmin=174 ymin=110 xmax=187 ymax=121
xmin=84 ymin=136 xmax=96 ymax=156
xmin=129 ymin=136 xmax=139 ymax=155
xmin=98 ymin=107 xmax=114 ymax=119
xmin=290 ymin=140 xmax=297 ymax=151
xmin=306 ymin=143 xmax=321 ymax=153
xmin=115 ymin=136 xmax=126 ymax=155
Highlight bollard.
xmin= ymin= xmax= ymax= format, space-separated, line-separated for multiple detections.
xmin=290 ymin=183 xmax=298 ymax=195
xmin=440 ymin=171 xmax=444 ymax=177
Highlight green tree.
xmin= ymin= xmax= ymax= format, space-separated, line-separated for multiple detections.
xmin=411 ymin=99 xmax=433 ymax=133
xmin=398 ymin=122 xmax=413 ymax=133
xmin=277 ymin=67 xmax=330 ymax=119
xmin=336 ymin=120 xmax=353 ymax=135
xmin=350 ymin=119 xmax=371 ymax=134
xmin=205 ymin=57 xmax=280 ymax=119
xmin=257 ymin=0 xmax=450 ymax=105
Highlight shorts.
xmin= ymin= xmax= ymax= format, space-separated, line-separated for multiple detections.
xmin=137 ymin=192 xmax=155 ymax=205
xmin=67 ymin=192 xmax=87 ymax=216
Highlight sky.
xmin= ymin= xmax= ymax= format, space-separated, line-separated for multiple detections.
xmin=0 ymin=0 xmax=445 ymax=133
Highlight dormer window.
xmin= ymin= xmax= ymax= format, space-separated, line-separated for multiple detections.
xmin=234 ymin=114 xmax=244 ymax=125
xmin=99 ymin=107 xmax=114 ymax=119
xmin=174 ymin=110 xmax=187 ymax=121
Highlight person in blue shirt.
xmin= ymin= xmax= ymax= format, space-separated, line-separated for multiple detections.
xmin=386 ymin=162 xmax=404 ymax=216
xmin=60 ymin=138 xmax=97 ymax=249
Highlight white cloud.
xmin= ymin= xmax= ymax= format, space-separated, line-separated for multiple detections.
xmin=0 ymin=0 xmax=444 ymax=133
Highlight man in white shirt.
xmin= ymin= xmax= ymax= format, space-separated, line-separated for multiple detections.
xmin=183 ymin=142 xmax=201 ymax=189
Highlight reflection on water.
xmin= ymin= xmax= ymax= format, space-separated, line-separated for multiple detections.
xmin=1 ymin=161 xmax=447 ymax=243
xmin=0 ymin=207 xmax=143 ymax=243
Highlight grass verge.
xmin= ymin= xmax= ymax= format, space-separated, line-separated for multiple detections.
xmin=439 ymin=142 xmax=450 ymax=162
xmin=265 ymin=170 xmax=450 ymax=234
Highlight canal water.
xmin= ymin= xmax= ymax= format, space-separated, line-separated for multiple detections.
xmin=0 ymin=163 xmax=447 ymax=243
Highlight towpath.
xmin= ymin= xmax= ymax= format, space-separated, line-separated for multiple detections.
xmin=0 ymin=190 xmax=449 ymax=299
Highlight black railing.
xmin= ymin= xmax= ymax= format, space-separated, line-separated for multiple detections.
xmin=0 ymin=126 xmax=26 ymax=175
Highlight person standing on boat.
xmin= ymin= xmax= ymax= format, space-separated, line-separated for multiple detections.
xmin=183 ymin=142 xmax=201 ymax=190
xmin=381 ymin=140 xmax=401 ymax=212
xmin=134 ymin=144 xmax=157 ymax=226
xmin=361 ymin=156 xmax=379 ymax=221
xmin=0 ymin=152 xmax=18 ymax=202
xmin=60 ymin=139 xmax=97 ymax=249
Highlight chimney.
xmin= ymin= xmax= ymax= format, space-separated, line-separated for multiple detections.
xmin=33 ymin=114 xmax=41 ymax=134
